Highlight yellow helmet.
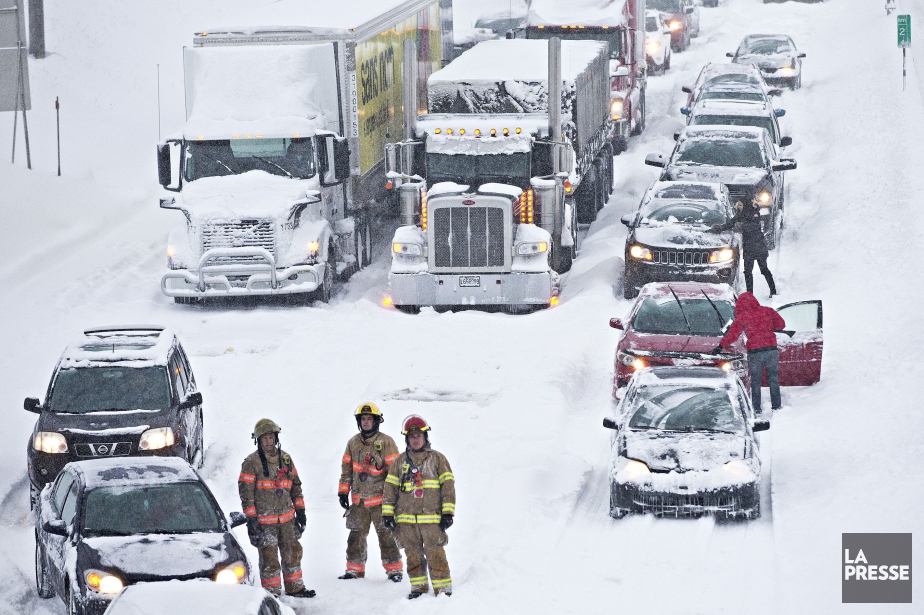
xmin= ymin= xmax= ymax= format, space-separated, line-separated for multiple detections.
xmin=252 ymin=418 xmax=281 ymax=439
xmin=354 ymin=402 xmax=384 ymax=423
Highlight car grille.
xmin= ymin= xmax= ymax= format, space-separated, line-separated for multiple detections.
xmin=74 ymin=442 xmax=132 ymax=457
xmin=201 ymin=220 xmax=276 ymax=263
xmin=650 ymin=249 xmax=712 ymax=266
xmin=761 ymin=67 xmax=778 ymax=74
xmin=432 ymin=206 xmax=506 ymax=269
xmin=632 ymin=491 xmax=740 ymax=516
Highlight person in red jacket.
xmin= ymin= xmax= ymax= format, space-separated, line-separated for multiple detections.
xmin=713 ymin=292 xmax=786 ymax=411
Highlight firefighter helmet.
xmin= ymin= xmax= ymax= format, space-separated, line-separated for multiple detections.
xmin=354 ymin=402 xmax=384 ymax=423
xmin=401 ymin=414 xmax=431 ymax=435
xmin=252 ymin=418 xmax=282 ymax=439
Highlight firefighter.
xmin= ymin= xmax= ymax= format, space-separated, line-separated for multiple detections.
xmin=382 ymin=415 xmax=455 ymax=599
xmin=238 ymin=419 xmax=316 ymax=598
xmin=337 ymin=402 xmax=404 ymax=581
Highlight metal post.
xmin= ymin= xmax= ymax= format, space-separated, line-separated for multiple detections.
xmin=56 ymin=96 xmax=60 ymax=175
xmin=11 ymin=85 xmax=17 ymax=163
xmin=157 ymin=64 xmax=161 ymax=141
xmin=548 ymin=37 xmax=562 ymax=171
xmin=402 ymin=39 xmax=418 ymax=142
xmin=17 ymin=41 xmax=31 ymax=168
xmin=28 ymin=0 xmax=44 ymax=58
xmin=903 ymin=47 xmax=906 ymax=91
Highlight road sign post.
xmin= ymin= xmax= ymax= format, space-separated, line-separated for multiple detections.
xmin=898 ymin=14 xmax=911 ymax=91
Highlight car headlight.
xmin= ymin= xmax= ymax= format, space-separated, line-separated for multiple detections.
xmin=616 ymin=457 xmax=651 ymax=482
xmin=756 ymin=190 xmax=772 ymax=206
xmin=669 ymin=20 xmax=682 ymax=31
xmin=85 ymin=570 xmax=124 ymax=594
xmin=616 ymin=351 xmax=636 ymax=367
xmin=215 ymin=561 xmax=248 ymax=584
xmin=778 ymin=66 xmax=795 ymax=75
xmin=138 ymin=427 xmax=175 ymax=451
xmin=610 ymin=98 xmax=624 ymax=120
xmin=646 ymin=39 xmax=661 ymax=52
xmin=33 ymin=432 xmax=68 ymax=454
xmin=709 ymin=248 xmax=735 ymax=263
xmin=629 ymin=245 xmax=652 ymax=260
xmin=722 ymin=460 xmax=754 ymax=478
xmin=516 ymin=241 xmax=548 ymax=255
xmin=392 ymin=242 xmax=422 ymax=256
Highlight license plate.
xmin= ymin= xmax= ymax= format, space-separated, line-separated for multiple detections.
xmin=458 ymin=275 xmax=481 ymax=287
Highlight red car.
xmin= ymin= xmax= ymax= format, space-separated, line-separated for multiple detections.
xmin=610 ymin=282 xmax=823 ymax=396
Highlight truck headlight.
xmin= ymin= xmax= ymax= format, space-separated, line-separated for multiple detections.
xmin=756 ymin=190 xmax=772 ymax=206
xmin=709 ymin=248 xmax=735 ymax=263
xmin=33 ymin=432 xmax=68 ymax=454
xmin=215 ymin=561 xmax=248 ymax=584
xmin=85 ymin=570 xmax=124 ymax=594
xmin=610 ymin=98 xmax=625 ymax=120
xmin=392 ymin=243 xmax=422 ymax=256
xmin=669 ymin=20 xmax=682 ymax=31
xmin=516 ymin=241 xmax=548 ymax=255
xmin=616 ymin=351 xmax=635 ymax=367
xmin=139 ymin=427 xmax=175 ymax=451
xmin=629 ymin=245 xmax=652 ymax=260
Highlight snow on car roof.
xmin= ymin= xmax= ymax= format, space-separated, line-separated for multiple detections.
xmin=681 ymin=125 xmax=767 ymax=140
xmin=71 ymin=457 xmax=200 ymax=491
xmin=742 ymin=33 xmax=793 ymax=42
xmin=648 ymin=180 xmax=723 ymax=202
xmin=633 ymin=366 xmax=736 ymax=387
xmin=106 ymin=580 xmax=285 ymax=615
xmin=701 ymin=81 xmax=767 ymax=93
xmin=691 ymin=99 xmax=773 ymax=117
xmin=59 ymin=327 xmax=175 ymax=369
xmin=525 ymin=0 xmax=628 ymax=27
xmin=700 ymin=62 xmax=764 ymax=79
xmin=429 ymin=39 xmax=606 ymax=84
xmin=638 ymin=281 xmax=736 ymax=301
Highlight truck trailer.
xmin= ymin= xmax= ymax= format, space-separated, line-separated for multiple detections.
xmin=157 ymin=0 xmax=453 ymax=303
xmin=384 ymin=38 xmax=614 ymax=312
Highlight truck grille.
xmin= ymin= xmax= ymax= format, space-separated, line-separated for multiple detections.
xmin=201 ymin=220 xmax=276 ymax=262
xmin=74 ymin=442 xmax=132 ymax=457
xmin=651 ymin=249 xmax=712 ymax=266
xmin=432 ymin=207 xmax=506 ymax=269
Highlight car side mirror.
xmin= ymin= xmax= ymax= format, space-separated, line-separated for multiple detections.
xmin=644 ymin=153 xmax=666 ymax=168
xmin=24 ymin=397 xmax=41 ymax=413
xmin=684 ymin=5 xmax=694 ymax=13
xmin=774 ymin=109 xmax=786 ymax=117
xmin=726 ymin=52 xmax=734 ymax=58
xmin=768 ymin=88 xmax=782 ymax=97
xmin=620 ymin=214 xmax=635 ymax=228
xmin=797 ymin=52 xmax=806 ymax=58
xmin=753 ymin=419 xmax=770 ymax=432
xmin=43 ymin=519 xmax=68 ymax=537
xmin=229 ymin=511 xmax=248 ymax=528
xmin=772 ymin=159 xmax=797 ymax=172
xmin=680 ymin=107 xmax=691 ymax=115
xmin=681 ymin=85 xmax=693 ymax=94
xmin=609 ymin=318 xmax=624 ymax=330
xmin=179 ymin=392 xmax=203 ymax=410
xmin=673 ymin=132 xmax=681 ymax=141
xmin=603 ymin=417 xmax=619 ymax=430
xmin=779 ymin=136 xmax=792 ymax=147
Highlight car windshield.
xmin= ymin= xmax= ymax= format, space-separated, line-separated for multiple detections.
xmin=740 ymin=38 xmax=792 ymax=56
xmin=700 ymin=90 xmax=766 ymax=102
xmin=648 ymin=0 xmax=683 ymax=12
xmin=49 ymin=366 xmax=172 ymax=413
xmin=691 ymin=115 xmax=777 ymax=141
xmin=676 ymin=138 xmax=766 ymax=168
xmin=427 ymin=152 xmax=531 ymax=187
xmin=627 ymin=385 xmax=744 ymax=433
xmin=646 ymin=17 xmax=660 ymax=32
xmin=632 ymin=297 xmax=734 ymax=335
xmin=703 ymin=73 xmax=762 ymax=88
xmin=640 ymin=200 xmax=728 ymax=226
xmin=185 ymin=137 xmax=316 ymax=181
xmin=83 ymin=483 xmax=223 ymax=537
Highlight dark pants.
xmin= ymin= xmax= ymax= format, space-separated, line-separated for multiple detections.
xmin=743 ymin=255 xmax=776 ymax=295
xmin=747 ymin=348 xmax=782 ymax=411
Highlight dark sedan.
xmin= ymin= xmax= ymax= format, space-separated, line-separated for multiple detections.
xmin=603 ymin=366 xmax=768 ymax=520
xmin=34 ymin=457 xmax=249 ymax=615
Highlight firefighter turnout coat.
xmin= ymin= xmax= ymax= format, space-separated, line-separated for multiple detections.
xmin=382 ymin=446 xmax=455 ymax=525
xmin=239 ymin=449 xmax=305 ymax=531
xmin=339 ymin=432 xmax=400 ymax=506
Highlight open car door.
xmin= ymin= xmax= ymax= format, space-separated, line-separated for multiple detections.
xmin=767 ymin=300 xmax=823 ymax=386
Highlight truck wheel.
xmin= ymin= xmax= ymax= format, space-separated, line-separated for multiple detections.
xmin=593 ymin=159 xmax=607 ymax=212
xmin=313 ymin=241 xmax=335 ymax=303
xmin=632 ymin=90 xmax=647 ymax=136
xmin=604 ymin=144 xmax=615 ymax=194
xmin=576 ymin=169 xmax=598 ymax=224
xmin=553 ymin=236 xmax=573 ymax=273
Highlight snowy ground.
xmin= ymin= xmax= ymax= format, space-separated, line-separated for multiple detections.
xmin=1 ymin=0 xmax=923 ymax=613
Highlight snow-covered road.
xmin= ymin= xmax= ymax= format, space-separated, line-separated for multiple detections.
xmin=0 ymin=0 xmax=922 ymax=613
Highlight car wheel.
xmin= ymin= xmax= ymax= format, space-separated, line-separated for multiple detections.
xmin=194 ymin=411 xmax=204 ymax=469
xmin=35 ymin=541 xmax=54 ymax=598
xmin=623 ymin=270 xmax=639 ymax=299
xmin=665 ymin=50 xmax=671 ymax=70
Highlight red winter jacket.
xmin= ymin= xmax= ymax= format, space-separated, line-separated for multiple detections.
xmin=720 ymin=292 xmax=786 ymax=351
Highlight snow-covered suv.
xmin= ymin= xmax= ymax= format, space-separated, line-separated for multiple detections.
xmin=24 ymin=326 xmax=204 ymax=507
xmin=682 ymin=98 xmax=792 ymax=147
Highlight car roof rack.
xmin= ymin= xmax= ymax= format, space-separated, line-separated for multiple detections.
xmin=83 ymin=325 xmax=166 ymax=336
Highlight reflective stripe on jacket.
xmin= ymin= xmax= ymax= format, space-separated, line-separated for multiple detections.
xmin=382 ymin=446 xmax=455 ymax=521
xmin=239 ymin=448 xmax=305 ymax=525
xmin=338 ymin=432 xmax=400 ymax=507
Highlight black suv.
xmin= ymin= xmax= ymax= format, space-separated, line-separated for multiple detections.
xmin=25 ymin=326 xmax=204 ymax=507
xmin=645 ymin=125 xmax=796 ymax=249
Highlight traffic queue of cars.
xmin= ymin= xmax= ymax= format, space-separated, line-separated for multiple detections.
xmin=605 ymin=31 xmax=821 ymax=520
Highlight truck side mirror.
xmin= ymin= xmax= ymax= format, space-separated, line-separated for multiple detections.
xmin=318 ymin=135 xmax=339 ymax=186
xmin=334 ymin=137 xmax=351 ymax=182
xmin=157 ymin=140 xmax=183 ymax=192
xmin=24 ymin=397 xmax=41 ymax=413
xmin=612 ymin=65 xmax=630 ymax=78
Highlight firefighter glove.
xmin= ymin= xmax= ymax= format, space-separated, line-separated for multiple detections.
xmin=439 ymin=514 xmax=454 ymax=530
xmin=246 ymin=517 xmax=261 ymax=547
xmin=382 ymin=515 xmax=396 ymax=531
xmin=711 ymin=344 xmax=724 ymax=355
xmin=338 ymin=493 xmax=350 ymax=510
xmin=295 ymin=509 xmax=307 ymax=537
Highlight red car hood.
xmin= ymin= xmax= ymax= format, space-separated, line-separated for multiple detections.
xmin=619 ymin=330 xmax=744 ymax=355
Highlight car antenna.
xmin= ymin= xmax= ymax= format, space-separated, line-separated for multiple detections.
xmin=701 ymin=289 xmax=726 ymax=331
xmin=667 ymin=285 xmax=692 ymax=334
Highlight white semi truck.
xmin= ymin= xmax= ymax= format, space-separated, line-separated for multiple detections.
xmin=157 ymin=0 xmax=453 ymax=303
xmin=385 ymin=38 xmax=614 ymax=312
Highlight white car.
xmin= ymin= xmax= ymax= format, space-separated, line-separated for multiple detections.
xmin=102 ymin=581 xmax=295 ymax=615
xmin=645 ymin=10 xmax=672 ymax=74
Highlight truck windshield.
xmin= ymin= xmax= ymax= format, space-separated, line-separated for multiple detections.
xmin=525 ymin=26 xmax=622 ymax=60
xmin=427 ymin=152 xmax=531 ymax=187
xmin=49 ymin=366 xmax=172 ymax=413
xmin=676 ymin=139 xmax=766 ymax=168
xmin=648 ymin=0 xmax=683 ymax=13
xmin=185 ymin=137 xmax=316 ymax=181
xmin=690 ymin=115 xmax=778 ymax=142
xmin=632 ymin=298 xmax=734 ymax=336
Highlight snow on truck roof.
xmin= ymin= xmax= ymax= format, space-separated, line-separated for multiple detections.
xmin=429 ymin=39 xmax=607 ymax=84
xmin=107 ymin=581 xmax=287 ymax=615
xmin=59 ymin=327 xmax=175 ymax=369
xmin=70 ymin=457 xmax=200 ymax=491
xmin=525 ymin=0 xmax=628 ymax=27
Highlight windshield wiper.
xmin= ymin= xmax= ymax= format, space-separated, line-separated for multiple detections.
xmin=701 ymin=290 xmax=727 ymax=332
xmin=250 ymin=156 xmax=293 ymax=178
xmin=667 ymin=286 xmax=693 ymax=335
xmin=195 ymin=151 xmax=234 ymax=175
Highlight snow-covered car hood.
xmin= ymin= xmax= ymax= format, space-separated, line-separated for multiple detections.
xmin=180 ymin=171 xmax=316 ymax=221
xmin=621 ymin=331 xmax=726 ymax=355
xmin=664 ymin=165 xmax=767 ymax=186
xmin=737 ymin=54 xmax=794 ymax=70
xmin=81 ymin=532 xmax=242 ymax=581
xmin=634 ymin=224 xmax=733 ymax=249
xmin=624 ymin=430 xmax=745 ymax=472
xmin=37 ymin=409 xmax=170 ymax=439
